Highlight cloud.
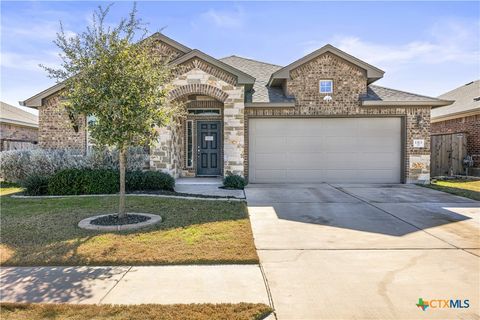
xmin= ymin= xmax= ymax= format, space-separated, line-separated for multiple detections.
xmin=301 ymin=19 xmax=479 ymax=69
xmin=200 ymin=6 xmax=245 ymax=28
xmin=1 ymin=51 xmax=61 ymax=72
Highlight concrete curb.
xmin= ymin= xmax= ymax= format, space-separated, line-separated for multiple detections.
xmin=78 ymin=213 xmax=162 ymax=231
xmin=11 ymin=193 xmax=246 ymax=202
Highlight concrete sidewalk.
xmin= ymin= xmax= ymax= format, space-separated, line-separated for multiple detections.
xmin=0 ymin=265 xmax=270 ymax=305
xmin=175 ymin=177 xmax=245 ymax=199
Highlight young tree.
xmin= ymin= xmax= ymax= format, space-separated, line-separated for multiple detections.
xmin=43 ymin=4 xmax=176 ymax=218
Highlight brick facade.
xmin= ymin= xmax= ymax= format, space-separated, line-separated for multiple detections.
xmin=245 ymin=53 xmax=432 ymax=183
xmin=38 ymin=94 xmax=87 ymax=152
xmin=0 ymin=123 xmax=38 ymax=151
xmin=431 ymin=114 xmax=480 ymax=167
xmin=32 ymin=40 xmax=434 ymax=183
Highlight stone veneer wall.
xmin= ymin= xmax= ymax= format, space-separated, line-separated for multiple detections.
xmin=150 ymin=61 xmax=245 ymax=178
xmin=38 ymin=94 xmax=87 ymax=152
xmin=245 ymin=53 xmax=432 ymax=183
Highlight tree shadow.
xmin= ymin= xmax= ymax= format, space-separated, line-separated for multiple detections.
xmin=0 ymin=265 xmax=127 ymax=303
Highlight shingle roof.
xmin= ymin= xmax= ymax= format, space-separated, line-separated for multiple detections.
xmin=361 ymin=85 xmax=452 ymax=107
xmin=220 ymin=55 xmax=294 ymax=103
xmin=431 ymin=80 xmax=480 ymax=120
xmin=0 ymin=101 xmax=38 ymax=127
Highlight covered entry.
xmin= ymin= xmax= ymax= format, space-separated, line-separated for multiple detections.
xmin=248 ymin=117 xmax=402 ymax=183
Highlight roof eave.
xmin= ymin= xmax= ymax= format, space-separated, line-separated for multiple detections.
xmin=268 ymin=44 xmax=385 ymax=86
xmin=171 ymin=49 xmax=256 ymax=85
xmin=245 ymin=102 xmax=296 ymax=108
xmin=431 ymin=107 xmax=480 ymax=122
xmin=361 ymin=99 xmax=454 ymax=107
xmin=20 ymin=82 xmax=66 ymax=108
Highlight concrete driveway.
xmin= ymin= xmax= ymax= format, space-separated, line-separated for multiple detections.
xmin=246 ymin=184 xmax=480 ymax=320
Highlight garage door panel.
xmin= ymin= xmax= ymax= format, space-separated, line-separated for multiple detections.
xmin=254 ymin=153 xmax=288 ymax=169
xmin=286 ymin=136 xmax=324 ymax=151
xmin=249 ymin=118 xmax=401 ymax=183
xmin=323 ymin=137 xmax=360 ymax=151
xmin=285 ymin=170 xmax=325 ymax=182
xmin=287 ymin=153 xmax=325 ymax=169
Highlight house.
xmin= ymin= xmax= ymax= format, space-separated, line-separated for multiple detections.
xmin=20 ymin=33 xmax=452 ymax=184
xmin=0 ymin=101 xmax=38 ymax=151
xmin=430 ymin=80 xmax=480 ymax=176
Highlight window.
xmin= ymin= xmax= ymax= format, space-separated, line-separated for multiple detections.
xmin=186 ymin=120 xmax=193 ymax=168
xmin=319 ymin=80 xmax=333 ymax=94
xmin=187 ymin=109 xmax=221 ymax=115
xmin=86 ymin=115 xmax=97 ymax=154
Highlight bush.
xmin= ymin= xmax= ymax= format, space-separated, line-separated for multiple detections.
xmin=42 ymin=168 xmax=174 ymax=195
xmin=0 ymin=148 xmax=147 ymax=183
xmin=127 ymin=170 xmax=175 ymax=191
xmin=223 ymin=174 xmax=247 ymax=189
xmin=47 ymin=169 xmax=119 ymax=195
xmin=22 ymin=175 xmax=50 ymax=196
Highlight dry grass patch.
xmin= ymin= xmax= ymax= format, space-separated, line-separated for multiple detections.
xmin=0 ymin=303 xmax=272 ymax=320
xmin=0 ymin=196 xmax=258 ymax=266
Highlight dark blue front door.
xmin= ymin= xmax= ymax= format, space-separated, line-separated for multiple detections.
xmin=197 ymin=121 xmax=221 ymax=176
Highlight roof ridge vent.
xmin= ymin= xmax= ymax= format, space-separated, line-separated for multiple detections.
xmin=465 ymin=81 xmax=474 ymax=86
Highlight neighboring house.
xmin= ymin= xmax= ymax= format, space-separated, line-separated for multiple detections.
xmin=0 ymin=101 xmax=38 ymax=151
xmin=20 ymin=33 xmax=452 ymax=184
xmin=430 ymin=80 xmax=480 ymax=176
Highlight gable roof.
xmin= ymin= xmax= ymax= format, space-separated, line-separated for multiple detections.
xmin=268 ymin=44 xmax=385 ymax=86
xmin=431 ymin=80 xmax=480 ymax=121
xmin=0 ymin=101 xmax=38 ymax=128
xmin=220 ymin=55 xmax=294 ymax=104
xmin=148 ymin=32 xmax=191 ymax=53
xmin=361 ymin=85 xmax=453 ymax=107
xmin=171 ymin=49 xmax=256 ymax=85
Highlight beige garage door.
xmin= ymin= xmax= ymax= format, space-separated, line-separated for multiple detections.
xmin=248 ymin=118 xmax=402 ymax=183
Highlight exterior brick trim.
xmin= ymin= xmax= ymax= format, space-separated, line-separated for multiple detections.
xmin=169 ymin=84 xmax=229 ymax=103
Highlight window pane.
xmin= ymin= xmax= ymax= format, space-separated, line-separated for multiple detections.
xmin=187 ymin=121 xmax=193 ymax=167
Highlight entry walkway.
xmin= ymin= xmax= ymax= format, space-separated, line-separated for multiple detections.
xmin=0 ymin=265 xmax=269 ymax=305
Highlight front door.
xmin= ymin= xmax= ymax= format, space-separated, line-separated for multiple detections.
xmin=197 ymin=121 xmax=221 ymax=176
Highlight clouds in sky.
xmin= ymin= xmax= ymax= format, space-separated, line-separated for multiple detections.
xmin=199 ymin=6 xmax=245 ymax=28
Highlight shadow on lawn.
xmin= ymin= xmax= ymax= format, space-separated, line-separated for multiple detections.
xmin=0 ymin=265 xmax=127 ymax=303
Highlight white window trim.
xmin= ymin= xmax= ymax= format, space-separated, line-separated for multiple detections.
xmin=319 ymin=80 xmax=333 ymax=94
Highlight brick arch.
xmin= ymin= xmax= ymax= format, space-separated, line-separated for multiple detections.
xmin=169 ymin=84 xmax=229 ymax=103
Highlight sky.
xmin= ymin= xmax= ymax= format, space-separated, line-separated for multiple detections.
xmin=1 ymin=1 xmax=479 ymax=115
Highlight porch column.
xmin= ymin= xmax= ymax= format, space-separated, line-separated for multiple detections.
xmin=223 ymin=85 xmax=245 ymax=177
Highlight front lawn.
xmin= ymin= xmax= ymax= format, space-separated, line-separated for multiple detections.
xmin=423 ymin=179 xmax=480 ymax=201
xmin=0 ymin=195 xmax=258 ymax=266
xmin=0 ymin=303 xmax=272 ymax=320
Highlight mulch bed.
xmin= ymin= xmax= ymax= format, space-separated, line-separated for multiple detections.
xmin=90 ymin=214 xmax=151 ymax=226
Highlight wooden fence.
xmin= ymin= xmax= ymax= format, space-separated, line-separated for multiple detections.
xmin=431 ymin=133 xmax=467 ymax=177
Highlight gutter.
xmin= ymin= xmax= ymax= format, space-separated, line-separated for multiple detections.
xmin=245 ymin=102 xmax=296 ymax=108
xmin=431 ymin=107 xmax=480 ymax=123
xmin=361 ymin=99 xmax=454 ymax=107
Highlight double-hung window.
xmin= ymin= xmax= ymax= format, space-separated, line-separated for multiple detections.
xmin=319 ymin=80 xmax=333 ymax=94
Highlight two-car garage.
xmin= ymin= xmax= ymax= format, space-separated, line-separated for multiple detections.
xmin=248 ymin=117 xmax=403 ymax=183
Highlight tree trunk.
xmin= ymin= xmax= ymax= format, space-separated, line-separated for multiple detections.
xmin=118 ymin=147 xmax=127 ymax=218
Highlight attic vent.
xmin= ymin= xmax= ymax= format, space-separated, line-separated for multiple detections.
xmin=465 ymin=81 xmax=474 ymax=86
xmin=474 ymin=97 xmax=480 ymax=101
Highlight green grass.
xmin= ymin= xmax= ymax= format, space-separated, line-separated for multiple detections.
xmin=0 ymin=195 xmax=258 ymax=266
xmin=0 ymin=303 xmax=272 ymax=320
xmin=423 ymin=179 xmax=480 ymax=201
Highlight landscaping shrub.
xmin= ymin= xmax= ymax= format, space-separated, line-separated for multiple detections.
xmin=0 ymin=148 xmax=147 ymax=183
xmin=223 ymin=173 xmax=247 ymax=189
xmin=22 ymin=175 xmax=50 ymax=196
xmin=47 ymin=169 xmax=119 ymax=195
xmin=41 ymin=169 xmax=174 ymax=195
